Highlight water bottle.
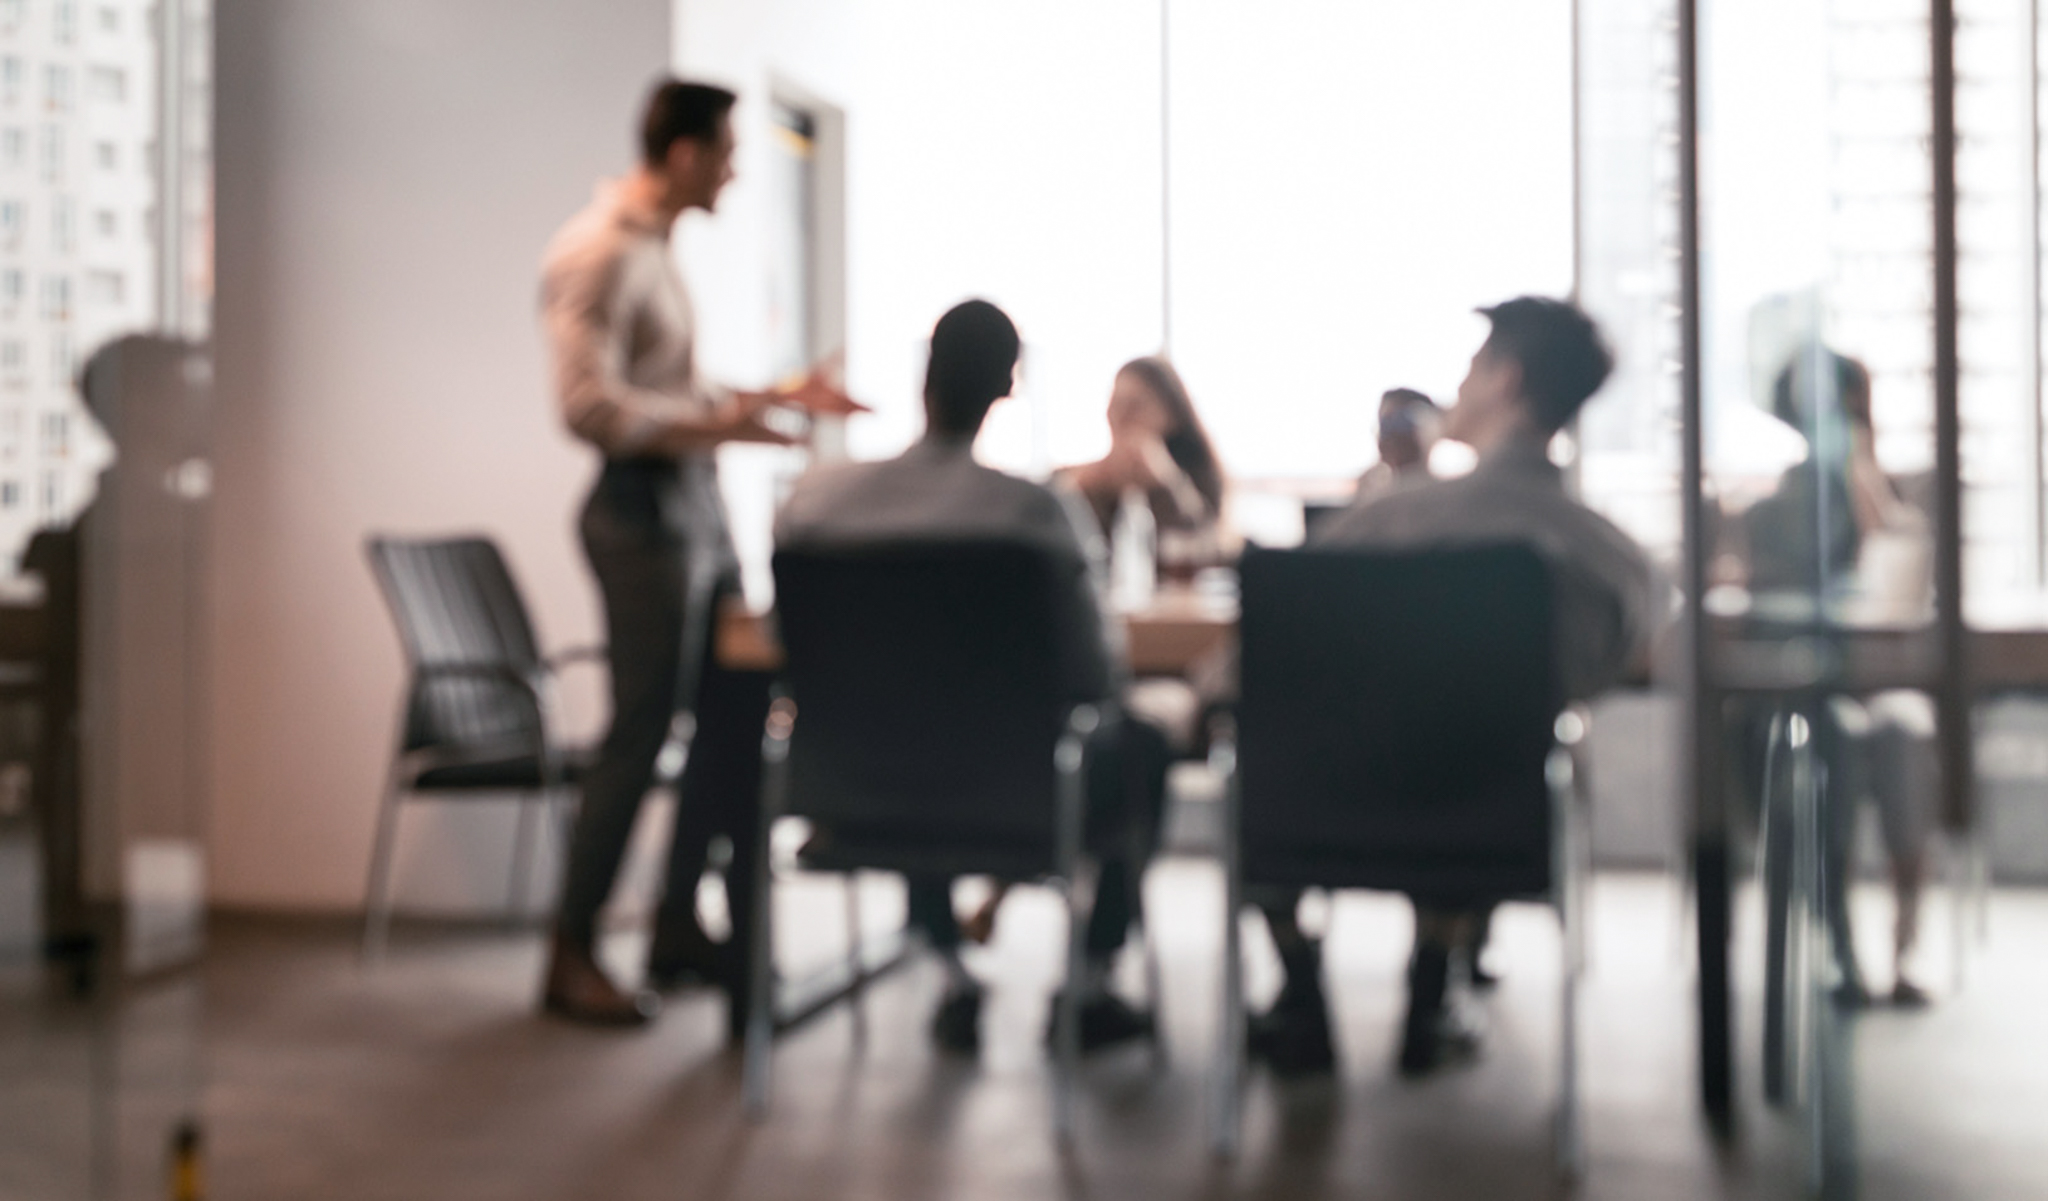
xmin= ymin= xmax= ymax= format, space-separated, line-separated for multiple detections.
xmin=1111 ymin=487 xmax=1157 ymax=612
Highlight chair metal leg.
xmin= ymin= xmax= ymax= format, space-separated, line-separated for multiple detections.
xmin=1142 ymin=910 xmax=1168 ymax=1070
xmin=1758 ymin=713 xmax=1793 ymax=1106
xmin=506 ymin=794 xmax=540 ymax=925
xmin=844 ymin=871 xmax=868 ymax=1046
xmin=1126 ymin=797 xmax=1167 ymax=1069
xmin=743 ymin=698 xmax=794 ymax=1119
xmin=1208 ymin=737 xmax=1243 ymax=1160
xmin=1950 ymin=828 xmax=1972 ymax=995
xmin=1548 ymin=744 xmax=1585 ymax=1179
xmin=1052 ymin=707 xmax=1095 ymax=1145
xmin=361 ymin=764 xmax=408 ymax=963
xmin=1973 ymin=828 xmax=1992 ymax=945
xmin=1557 ymin=919 xmax=1583 ymax=1180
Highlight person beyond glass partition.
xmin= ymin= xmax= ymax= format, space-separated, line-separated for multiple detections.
xmin=1730 ymin=348 xmax=1936 ymax=1009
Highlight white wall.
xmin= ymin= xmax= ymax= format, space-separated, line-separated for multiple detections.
xmin=211 ymin=0 xmax=669 ymax=910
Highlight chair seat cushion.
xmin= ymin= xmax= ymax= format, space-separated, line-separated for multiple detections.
xmin=1243 ymin=850 xmax=1550 ymax=906
xmin=410 ymin=746 xmax=591 ymax=791
xmin=796 ymin=823 xmax=1056 ymax=881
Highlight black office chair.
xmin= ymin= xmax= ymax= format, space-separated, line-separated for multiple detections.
xmin=361 ymin=536 xmax=600 ymax=958
xmin=1210 ymin=544 xmax=1587 ymax=1174
xmin=741 ymin=540 xmax=1139 ymax=1139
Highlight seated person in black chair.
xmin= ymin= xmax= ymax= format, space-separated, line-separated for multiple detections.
xmin=775 ymin=299 xmax=1169 ymax=1056
xmin=1253 ymin=297 xmax=1660 ymax=1077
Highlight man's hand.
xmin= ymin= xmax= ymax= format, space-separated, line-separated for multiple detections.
xmin=777 ymin=361 xmax=870 ymax=417
xmin=720 ymin=406 xmax=802 ymax=446
xmin=650 ymin=401 xmax=797 ymax=454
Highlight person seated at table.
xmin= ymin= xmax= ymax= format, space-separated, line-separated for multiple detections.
xmin=1734 ymin=348 xmax=1935 ymax=1009
xmin=1059 ymin=355 xmax=1227 ymax=561
xmin=945 ymin=358 xmax=1228 ymax=951
xmin=775 ymin=299 xmax=1170 ymax=1056
xmin=1354 ymin=387 xmax=1442 ymax=502
xmin=1249 ymin=297 xmax=1661 ymax=1078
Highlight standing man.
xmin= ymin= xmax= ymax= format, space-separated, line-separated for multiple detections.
xmin=538 ymin=78 xmax=860 ymax=1028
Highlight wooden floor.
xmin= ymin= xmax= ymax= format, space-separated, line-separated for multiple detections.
xmin=12 ymin=867 xmax=2048 ymax=1200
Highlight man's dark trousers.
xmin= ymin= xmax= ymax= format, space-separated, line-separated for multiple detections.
xmin=554 ymin=458 xmax=771 ymax=1031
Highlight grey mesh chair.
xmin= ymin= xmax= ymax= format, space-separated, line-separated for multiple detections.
xmin=741 ymin=541 xmax=1140 ymax=1141
xmin=1210 ymin=544 xmax=1588 ymax=1175
xmin=361 ymin=536 xmax=600 ymax=958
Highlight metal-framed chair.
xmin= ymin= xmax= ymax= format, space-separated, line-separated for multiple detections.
xmin=741 ymin=540 xmax=1148 ymax=1140
xmin=1209 ymin=544 xmax=1588 ymax=1176
xmin=361 ymin=535 xmax=600 ymax=959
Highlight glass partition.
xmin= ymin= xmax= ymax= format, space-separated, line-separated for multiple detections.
xmin=1595 ymin=0 xmax=2048 ymax=1193
xmin=0 ymin=0 xmax=212 ymax=1194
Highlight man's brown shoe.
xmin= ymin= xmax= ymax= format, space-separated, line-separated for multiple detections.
xmin=541 ymin=940 xmax=658 ymax=1027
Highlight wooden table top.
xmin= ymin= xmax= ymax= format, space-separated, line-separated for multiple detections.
xmin=717 ymin=589 xmax=2048 ymax=694
xmin=715 ymin=588 xmax=1238 ymax=677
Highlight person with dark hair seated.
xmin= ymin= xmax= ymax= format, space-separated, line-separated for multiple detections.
xmin=775 ymin=300 xmax=1170 ymax=1057
xmin=1249 ymin=297 xmax=1661 ymax=1077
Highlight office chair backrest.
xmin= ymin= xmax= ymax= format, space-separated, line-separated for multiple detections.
xmin=771 ymin=540 xmax=1071 ymax=858
xmin=366 ymin=536 xmax=545 ymax=755
xmin=1237 ymin=543 xmax=1559 ymax=899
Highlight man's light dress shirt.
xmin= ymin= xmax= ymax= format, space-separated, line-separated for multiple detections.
xmin=540 ymin=181 xmax=731 ymax=458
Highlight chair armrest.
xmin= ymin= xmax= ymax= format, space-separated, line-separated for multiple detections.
xmin=545 ymin=644 xmax=607 ymax=671
xmin=414 ymin=661 xmax=543 ymax=700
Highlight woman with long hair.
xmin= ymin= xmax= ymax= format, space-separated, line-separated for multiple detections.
xmin=1062 ymin=356 xmax=1226 ymax=539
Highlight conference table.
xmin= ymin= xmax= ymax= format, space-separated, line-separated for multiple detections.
xmin=715 ymin=586 xmax=1241 ymax=678
xmin=719 ymin=586 xmax=2048 ymax=690
xmin=718 ymin=583 xmax=2048 ymax=1081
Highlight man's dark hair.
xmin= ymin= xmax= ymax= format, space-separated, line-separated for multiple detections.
xmin=1476 ymin=297 xmax=1613 ymax=432
xmin=1380 ymin=386 xmax=1437 ymax=412
xmin=639 ymin=78 xmax=737 ymax=165
xmin=924 ymin=300 xmax=1020 ymax=435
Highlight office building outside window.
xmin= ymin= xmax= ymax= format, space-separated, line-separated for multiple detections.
xmin=86 ymin=64 xmax=120 ymax=103
xmin=0 ymin=0 xmax=161 ymax=556
xmin=38 ymin=274 xmax=67 ymax=320
xmin=42 ymin=64 xmax=68 ymax=112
